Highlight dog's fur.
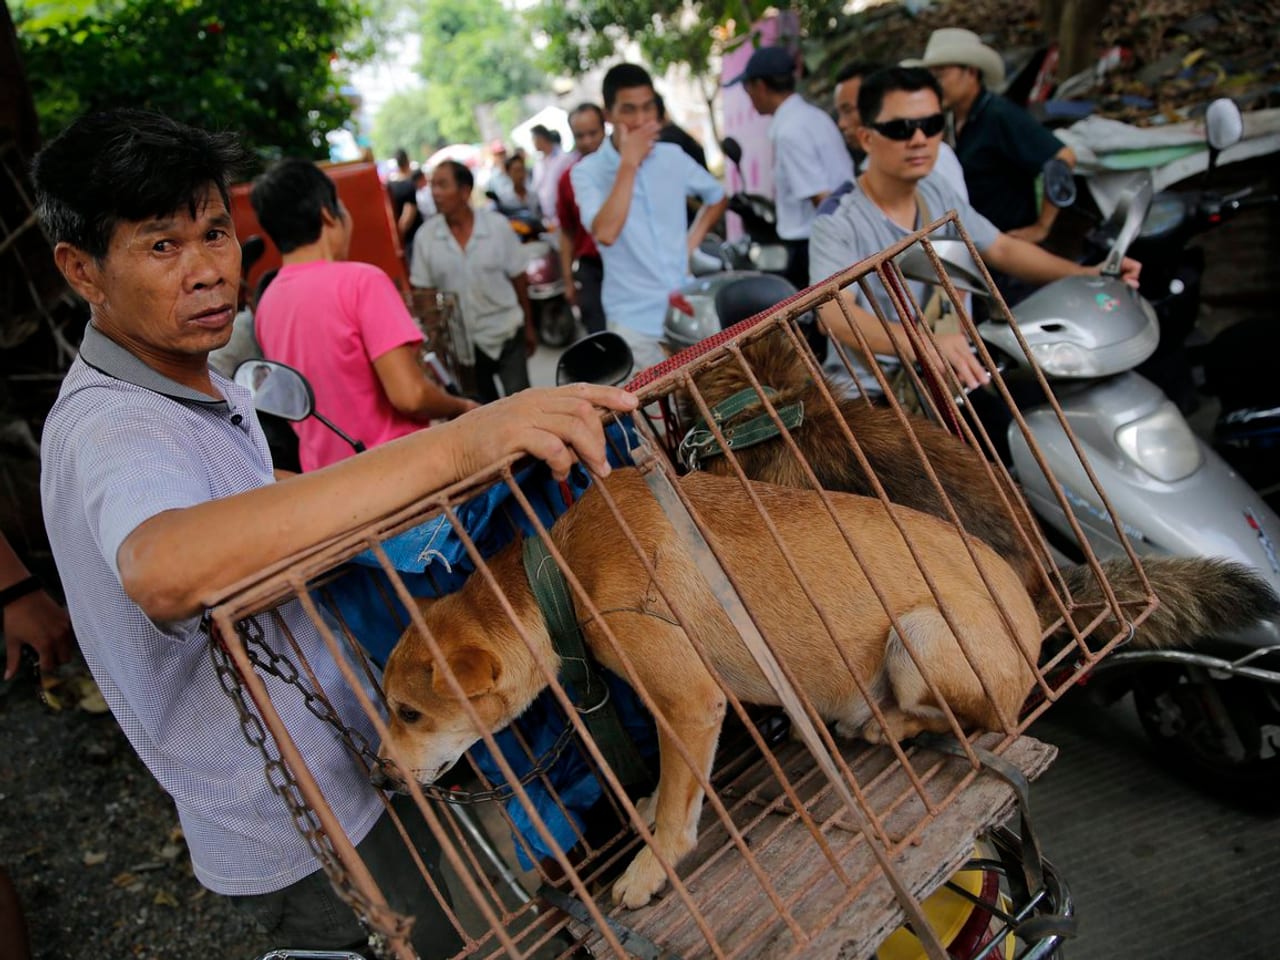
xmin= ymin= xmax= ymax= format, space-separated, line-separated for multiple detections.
xmin=692 ymin=332 xmax=1280 ymax=647
xmin=378 ymin=469 xmax=1041 ymax=909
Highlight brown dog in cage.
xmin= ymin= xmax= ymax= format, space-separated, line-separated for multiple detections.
xmin=378 ymin=467 xmax=1041 ymax=909
xmin=690 ymin=330 xmax=1280 ymax=649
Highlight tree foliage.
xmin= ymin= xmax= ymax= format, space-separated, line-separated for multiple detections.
xmin=370 ymin=87 xmax=443 ymax=161
xmin=414 ymin=0 xmax=542 ymax=143
xmin=13 ymin=0 xmax=371 ymax=160
xmin=531 ymin=0 xmax=846 ymax=77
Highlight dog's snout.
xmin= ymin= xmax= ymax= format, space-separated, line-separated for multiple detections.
xmin=369 ymin=759 xmax=399 ymax=791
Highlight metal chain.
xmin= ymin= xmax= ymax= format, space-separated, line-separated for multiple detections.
xmin=237 ymin=615 xmax=587 ymax=806
xmin=207 ymin=621 xmax=405 ymax=958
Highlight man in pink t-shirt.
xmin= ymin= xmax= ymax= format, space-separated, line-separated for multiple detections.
xmin=251 ymin=160 xmax=475 ymax=471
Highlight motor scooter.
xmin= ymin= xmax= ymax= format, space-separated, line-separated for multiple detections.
xmin=487 ymin=192 xmax=578 ymax=348
xmin=663 ymin=137 xmax=795 ymax=356
xmin=1078 ymin=99 xmax=1280 ymax=415
xmin=895 ymin=163 xmax=1280 ymax=803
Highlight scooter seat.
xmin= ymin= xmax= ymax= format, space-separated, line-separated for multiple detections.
xmin=714 ymin=274 xmax=798 ymax=330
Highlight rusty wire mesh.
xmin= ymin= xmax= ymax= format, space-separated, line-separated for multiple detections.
xmin=213 ymin=214 xmax=1155 ymax=960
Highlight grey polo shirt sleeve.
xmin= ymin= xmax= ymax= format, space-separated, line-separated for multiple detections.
xmin=409 ymin=216 xmax=436 ymax=288
xmin=808 ymin=204 xmax=862 ymax=288
xmin=923 ymin=178 xmax=1001 ymax=253
xmin=71 ymin=400 xmax=214 ymax=583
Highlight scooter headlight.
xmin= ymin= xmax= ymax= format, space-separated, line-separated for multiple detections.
xmin=1028 ymin=340 xmax=1094 ymax=377
xmin=1114 ymin=403 xmax=1204 ymax=482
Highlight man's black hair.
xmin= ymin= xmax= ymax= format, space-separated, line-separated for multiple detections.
xmin=249 ymin=159 xmax=341 ymax=255
xmin=394 ymin=147 xmax=410 ymax=169
xmin=602 ymin=63 xmax=654 ymax=110
xmin=531 ymin=124 xmax=561 ymax=146
xmin=857 ymin=66 xmax=943 ymax=126
xmin=503 ymin=154 xmax=525 ymax=173
xmin=835 ymin=60 xmax=884 ymax=85
xmin=755 ymin=72 xmax=797 ymax=94
xmin=437 ymin=159 xmax=474 ymax=192
xmin=31 ymin=108 xmax=249 ymax=260
xmin=654 ymin=91 xmax=668 ymax=122
xmin=569 ymin=102 xmax=605 ymax=127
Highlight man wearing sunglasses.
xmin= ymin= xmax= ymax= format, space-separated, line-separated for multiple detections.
xmin=809 ymin=67 xmax=1138 ymax=392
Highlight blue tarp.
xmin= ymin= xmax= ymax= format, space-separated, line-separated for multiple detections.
xmin=319 ymin=421 xmax=658 ymax=866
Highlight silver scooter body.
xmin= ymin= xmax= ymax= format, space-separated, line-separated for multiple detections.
xmin=1007 ymin=373 xmax=1280 ymax=653
xmin=901 ymin=177 xmax=1280 ymax=673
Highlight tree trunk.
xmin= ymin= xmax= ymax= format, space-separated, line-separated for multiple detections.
xmin=1057 ymin=0 xmax=1110 ymax=77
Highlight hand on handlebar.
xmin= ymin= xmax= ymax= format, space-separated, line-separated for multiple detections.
xmin=930 ymin=332 xmax=990 ymax=391
xmin=1097 ymin=256 xmax=1141 ymax=288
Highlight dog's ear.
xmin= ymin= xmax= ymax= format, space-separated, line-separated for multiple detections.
xmin=433 ymin=646 xmax=502 ymax=699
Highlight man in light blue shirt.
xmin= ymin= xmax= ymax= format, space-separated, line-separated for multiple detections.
xmin=571 ymin=63 xmax=727 ymax=370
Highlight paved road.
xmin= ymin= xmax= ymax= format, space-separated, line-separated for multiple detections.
xmin=1027 ymin=692 xmax=1280 ymax=960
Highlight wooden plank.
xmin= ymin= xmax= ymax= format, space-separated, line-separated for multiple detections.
xmin=573 ymin=733 xmax=1058 ymax=959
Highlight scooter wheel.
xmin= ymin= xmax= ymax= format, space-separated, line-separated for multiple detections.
xmin=538 ymin=300 xmax=578 ymax=348
xmin=1132 ymin=664 xmax=1280 ymax=809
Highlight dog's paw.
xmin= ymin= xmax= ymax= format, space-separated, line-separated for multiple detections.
xmin=860 ymin=719 xmax=885 ymax=744
xmin=834 ymin=719 xmax=862 ymax=741
xmin=611 ymin=848 xmax=667 ymax=910
xmin=633 ymin=792 xmax=658 ymax=828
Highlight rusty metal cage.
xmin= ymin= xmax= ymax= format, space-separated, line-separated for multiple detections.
xmin=217 ymin=215 xmax=1158 ymax=960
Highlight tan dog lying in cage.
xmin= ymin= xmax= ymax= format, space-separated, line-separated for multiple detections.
xmin=690 ymin=330 xmax=1280 ymax=650
xmin=378 ymin=467 xmax=1041 ymax=909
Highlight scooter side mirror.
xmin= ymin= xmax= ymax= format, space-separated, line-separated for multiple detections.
xmin=1205 ymin=98 xmax=1244 ymax=152
xmin=555 ymin=331 xmax=634 ymax=386
xmin=1042 ymin=158 xmax=1077 ymax=209
xmin=234 ymin=359 xmax=314 ymax=422
xmin=234 ymin=358 xmax=368 ymax=454
xmin=240 ymin=235 xmax=266 ymax=274
xmin=721 ymin=137 xmax=743 ymax=167
xmin=895 ymin=239 xmax=992 ymax=297
xmin=1100 ymin=175 xmax=1154 ymax=277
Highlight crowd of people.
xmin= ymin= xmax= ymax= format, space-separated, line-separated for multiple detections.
xmin=3 ymin=26 xmax=1146 ymax=960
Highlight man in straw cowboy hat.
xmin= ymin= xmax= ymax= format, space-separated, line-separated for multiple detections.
xmin=909 ymin=28 xmax=1075 ymax=245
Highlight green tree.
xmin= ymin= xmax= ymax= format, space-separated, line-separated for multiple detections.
xmin=371 ymin=87 xmax=443 ymax=161
xmin=13 ymin=0 xmax=371 ymax=159
xmin=531 ymin=0 xmax=844 ymax=77
xmin=414 ymin=0 xmax=542 ymax=143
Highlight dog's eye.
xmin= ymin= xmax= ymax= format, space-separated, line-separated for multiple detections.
xmin=397 ymin=705 xmax=422 ymax=725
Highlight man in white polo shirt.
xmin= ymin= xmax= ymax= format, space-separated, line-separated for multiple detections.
xmin=727 ymin=45 xmax=854 ymax=291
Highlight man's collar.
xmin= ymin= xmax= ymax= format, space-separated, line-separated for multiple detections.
xmin=773 ymin=92 xmax=801 ymax=118
xmin=436 ymin=207 xmax=484 ymax=238
xmin=78 ymin=322 xmax=229 ymax=409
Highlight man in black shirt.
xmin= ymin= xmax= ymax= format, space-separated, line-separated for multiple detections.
xmin=912 ymin=28 xmax=1074 ymax=244
xmin=387 ymin=151 xmax=427 ymax=265
xmin=655 ymin=92 xmax=708 ymax=169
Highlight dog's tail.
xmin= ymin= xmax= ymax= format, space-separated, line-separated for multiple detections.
xmin=1036 ymin=555 xmax=1280 ymax=651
